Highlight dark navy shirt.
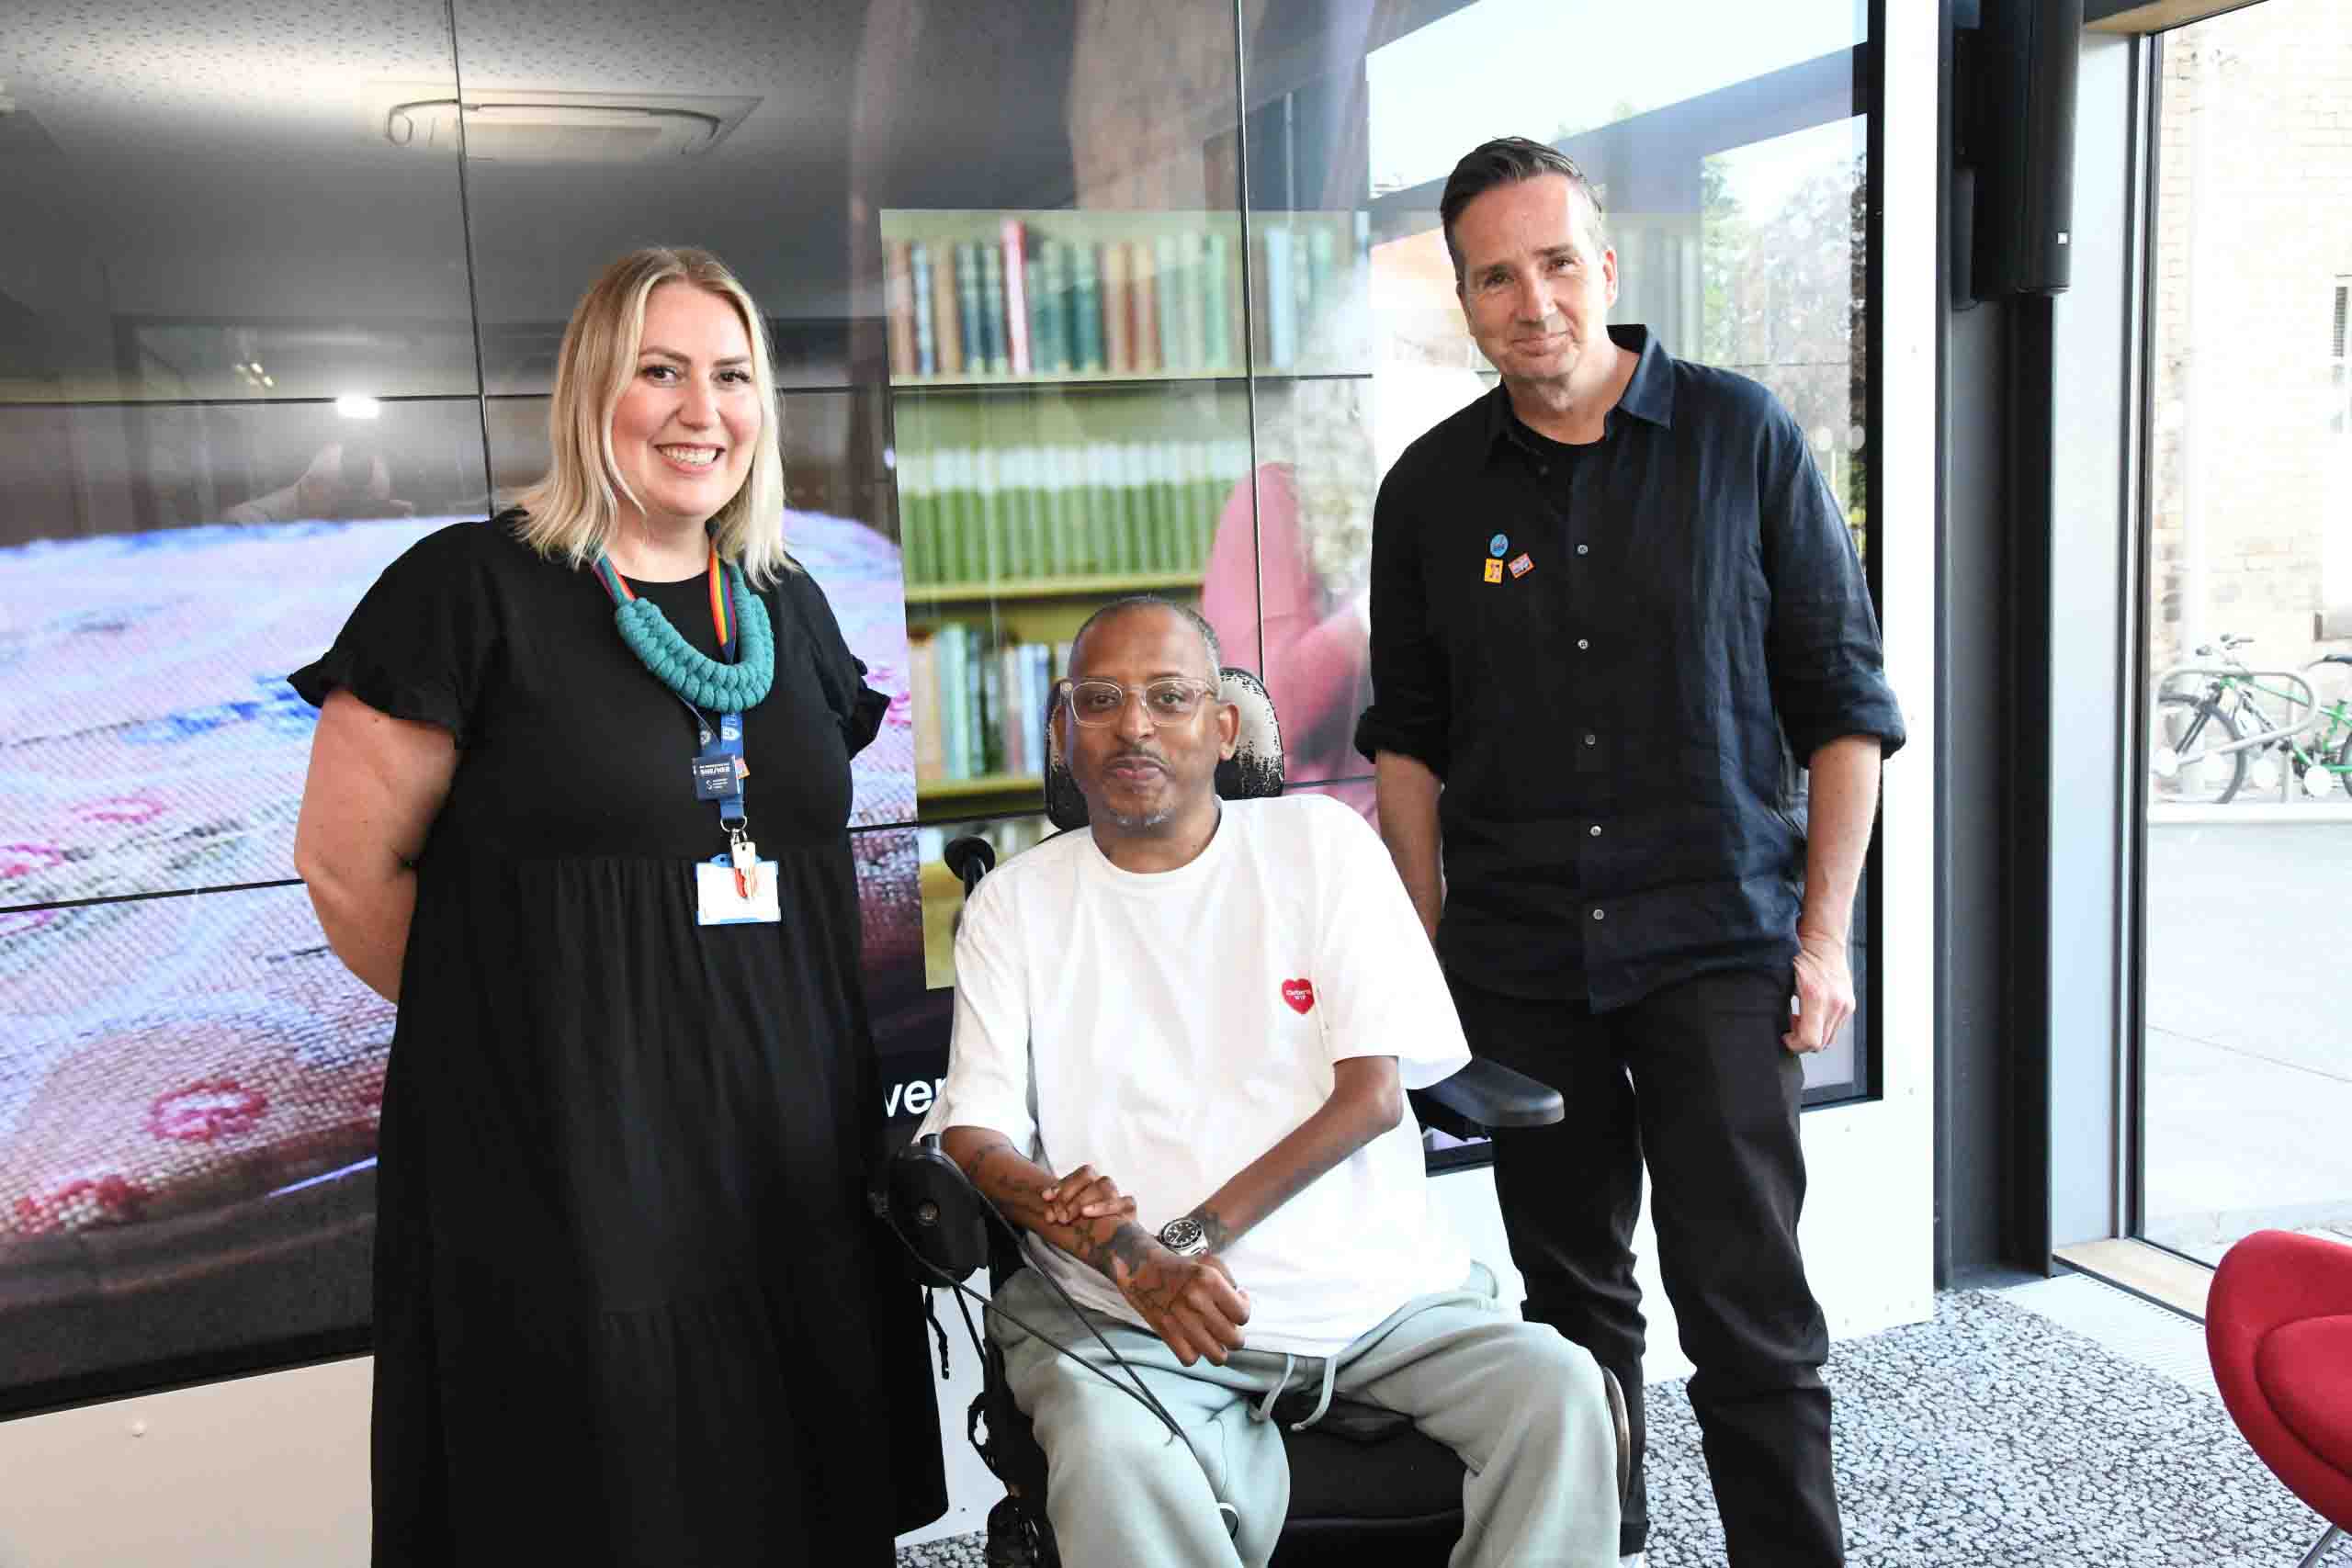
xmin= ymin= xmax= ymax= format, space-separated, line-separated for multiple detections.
xmin=1354 ymin=326 xmax=1905 ymax=1010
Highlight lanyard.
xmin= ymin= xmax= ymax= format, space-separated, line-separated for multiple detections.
xmin=592 ymin=545 xmax=752 ymax=849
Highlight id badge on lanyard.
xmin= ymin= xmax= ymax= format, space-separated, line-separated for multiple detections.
xmin=691 ymin=707 xmax=780 ymax=924
xmin=593 ymin=550 xmax=781 ymax=926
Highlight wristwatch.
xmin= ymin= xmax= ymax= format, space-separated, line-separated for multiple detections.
xmin=1158 ymin=1216 xmax=1211 ymax=1258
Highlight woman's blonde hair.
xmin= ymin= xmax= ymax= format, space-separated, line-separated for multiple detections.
xmin=514 ymin=246 xmax=794 ymax=583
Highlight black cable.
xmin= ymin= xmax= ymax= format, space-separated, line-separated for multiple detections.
xmin=879 ymin=1181 xmax=1189 ymax=1445
xmin=878 ymin=1151 xmax=1248 ymax=1542
xmin=901 ymin=1253 xmax=1190 ymax=1449
xmin=959 ymin=1184 xmax=1193 ymax=1441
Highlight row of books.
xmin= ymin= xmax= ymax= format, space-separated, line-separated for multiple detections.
xmin=882 ymin=219 xmax=1359 ymax=381
xmin=910 ymin=626 xmax=1069 ymax=783
xmin=898 ymin=438 xmax=1250 ymax=586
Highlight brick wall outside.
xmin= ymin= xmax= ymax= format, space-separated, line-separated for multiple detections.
xmin=2148 ymin=0 xmax=2352 ymax=694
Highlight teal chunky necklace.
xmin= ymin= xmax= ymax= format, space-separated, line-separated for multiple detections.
xmin=590 ymin=546 xmax=775 ymax=712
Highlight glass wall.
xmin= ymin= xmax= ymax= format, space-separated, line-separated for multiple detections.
xmin=2138 ymin=0 xmax=2352 ymax=1265
xmin=0 ymin=0 xmax=1878 ymax=1411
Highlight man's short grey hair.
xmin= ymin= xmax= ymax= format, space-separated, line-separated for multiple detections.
xmin=1069 ymin=594 xmax=1223 ymax=682
xmin=1439 ymin=136 xmax=1609 ymax=287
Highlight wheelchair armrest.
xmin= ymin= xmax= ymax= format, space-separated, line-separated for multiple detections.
xmin=876 ymin=1137 xmax=995 ymax=1285
xmin=1411 ymin=1057 xmax=1564 ymax=1142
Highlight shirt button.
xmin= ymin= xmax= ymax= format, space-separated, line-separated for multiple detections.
xmin=1591 ymin=908 xmax=1606 ymax=922
xmin=1576 ymin=637 xmax=1589 ymax=650
xmin=1589 ymin=825 xmax=1602 ymax=838
xmin=1576 ymin=543 xmax=1589 ymax=556
xmin=1582 ymin=732 xmax=1597 ymax=747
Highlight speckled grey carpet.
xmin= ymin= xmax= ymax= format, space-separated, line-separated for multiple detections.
xmin=898 ymin=1289 xmax=2349 ymax=1566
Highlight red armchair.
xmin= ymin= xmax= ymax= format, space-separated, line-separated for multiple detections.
xmin=2207 ymin=1230 xmax=2352 ymax=1567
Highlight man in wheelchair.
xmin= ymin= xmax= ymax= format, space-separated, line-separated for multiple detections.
xmin=917 ymin=595 xmax=1623 ymax=1567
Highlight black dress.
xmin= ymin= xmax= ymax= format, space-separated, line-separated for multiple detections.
xmin=291 ymin=513 xmax=945 ymax=1565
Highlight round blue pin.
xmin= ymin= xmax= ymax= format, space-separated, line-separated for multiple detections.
xmin=1488 ymin=533 xmax=1509 ymax=558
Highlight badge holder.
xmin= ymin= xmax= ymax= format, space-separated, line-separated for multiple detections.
xmin=693 ymin=710 xmax=781 ymax=926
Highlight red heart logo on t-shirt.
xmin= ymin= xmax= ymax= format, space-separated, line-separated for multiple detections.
xmin=1281 ymin=978 xmax=1316 ymax=1014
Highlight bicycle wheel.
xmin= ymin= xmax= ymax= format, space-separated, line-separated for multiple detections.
xmin=2152 ymin=693 xmax=2247 ymax=805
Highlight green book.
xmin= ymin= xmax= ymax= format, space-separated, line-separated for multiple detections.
xmin=1178 ymin=439 xmax=1206 ymax=568
xmin=1120 ymin=442 xmax=1148 ymax=572
xmin=922 ymin=451 xmax=950 ymax=585
xmin=959 ymin=447 xmax=991 ymax=582
xmin=936 ymin=621 xmax=967 ymax=778
xmin=1073 ymin=243 xmax=1104 ymax=373
xmin=1038 ymin=446 xmax=1068 ymax=579
xmin=919 ymin=448 xmax=949 ymax=581
xmin=978 ymin=634 xmax=1005 ymax=775
xmin=998 ymin=446 xmax=1031 ymax=580
xmin=899 ymin=446 xmax=932 ymax=584
xmin=1076 ymin=446 xmax=1103 ymax=575
xmin=955 ymin=243 xmax=987 ymax=378
xmin=1044 ymin=242 xmax=1073 ymax=374
xmin=1194 ymin=442 xmax=1213 ymax=570
xmin=1202 ymin=231 xmax=1230 ymax=371
xmin=979 ymin=243 xmax=1010 ymax=375
xmin=1177 ymin=233 xmax=1204 ymax=378
xmin=1023 ymin=446 xmax=1056 ymax=579
xmin=909 ymin=242 xmax=936 ymax=377
xmin=1131 ymin=441 xmax=1160 ymax=571
xmin=1024 ymin=254 xmax=1051 ymax=376
xmin=974 ymin=447 xmax=1009 ymax=580
xmin=1058 ymin=449 xmax=1092 ymax=573
xmin=1155 ymin=235 xmax=1185 ymax=375
xmin=1107 ymin=442 xmax=1140 ymax=575
xmin=1170 ymin=442 xmax=1199 ymax=572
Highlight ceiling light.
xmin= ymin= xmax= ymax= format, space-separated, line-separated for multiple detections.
xmin=374 ymin=87 xmax=758 ymax=164
xmin=335 ymin=395 xmax=381 ymax=420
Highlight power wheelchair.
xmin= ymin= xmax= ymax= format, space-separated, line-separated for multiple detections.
xmin=882 ymin=667 xmax=1615 ymax=1565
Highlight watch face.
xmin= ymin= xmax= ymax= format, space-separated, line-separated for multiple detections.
xmin=1159 ymin=1217 xmax=1206 ymax=1255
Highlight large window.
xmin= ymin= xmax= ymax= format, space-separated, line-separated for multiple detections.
xmin=2137 ymin=0 xmax=2352 ymax=1266
xmin=0 ymin=0 xmax=1881 ymax=1414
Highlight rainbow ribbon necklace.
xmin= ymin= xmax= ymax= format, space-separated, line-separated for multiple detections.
xmin=590 ymin=543 xmax=775 ymax=712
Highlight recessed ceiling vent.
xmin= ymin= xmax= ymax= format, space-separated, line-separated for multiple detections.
xmin=375 ymin=88 xmax=756 ymax=163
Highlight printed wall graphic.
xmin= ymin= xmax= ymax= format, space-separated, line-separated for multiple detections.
xmin=0 ymin=509 xmax=928 ymax=1410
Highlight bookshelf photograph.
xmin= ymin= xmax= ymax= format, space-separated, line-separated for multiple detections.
xmin=881 ymin=206 xmax=1373 ymax=826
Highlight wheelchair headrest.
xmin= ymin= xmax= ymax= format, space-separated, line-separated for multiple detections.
xmin=1044 ymin=666 xmax=1285 ymax=831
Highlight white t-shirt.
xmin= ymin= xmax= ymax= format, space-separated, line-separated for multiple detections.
xmin=918 ymin=794 xmax=1471 ymax=1357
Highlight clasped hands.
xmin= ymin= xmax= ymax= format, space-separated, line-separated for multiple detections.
xmin=1042 ymin=1166 xmax=1251 ymax=1368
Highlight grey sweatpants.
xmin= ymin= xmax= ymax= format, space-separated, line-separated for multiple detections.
xmin=990 ymin=1261 xmax=1621 ymax=1568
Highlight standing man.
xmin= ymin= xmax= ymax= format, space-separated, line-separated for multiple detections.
xmin=1355 ymin=137 xmax=1905 ymax=1568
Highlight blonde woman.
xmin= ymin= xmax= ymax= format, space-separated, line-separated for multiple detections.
xmin=291 ymin=248 xmax=942 ymax=1564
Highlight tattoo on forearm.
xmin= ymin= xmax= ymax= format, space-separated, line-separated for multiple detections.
xmin=960 ymin=1134 xmax=1154 ymax=1280
xmin=1187 ymin=1205 xmax=1234 ymax=1252
xmin=962 ymin=1135 xmax=1021 ymax=1190
xmin=1071 ymin=1219 xmax=1154 ymax=1284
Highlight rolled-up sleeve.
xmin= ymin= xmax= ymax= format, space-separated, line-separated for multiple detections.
xmin=1352 ymin=466 xmax=1452 ymax=772
xmin=1758 ymin=409 xmax=1906 ymax=762
xmin=913 ymin=874 xmax=1037 ymax=1151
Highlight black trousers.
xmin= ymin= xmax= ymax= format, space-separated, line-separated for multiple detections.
xmin=1452 ymin=966 xmax=1844 ymax=1566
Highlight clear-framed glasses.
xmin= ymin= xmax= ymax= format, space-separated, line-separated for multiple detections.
xmin=1062 ymin=677 xmax=1222 ymax=728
